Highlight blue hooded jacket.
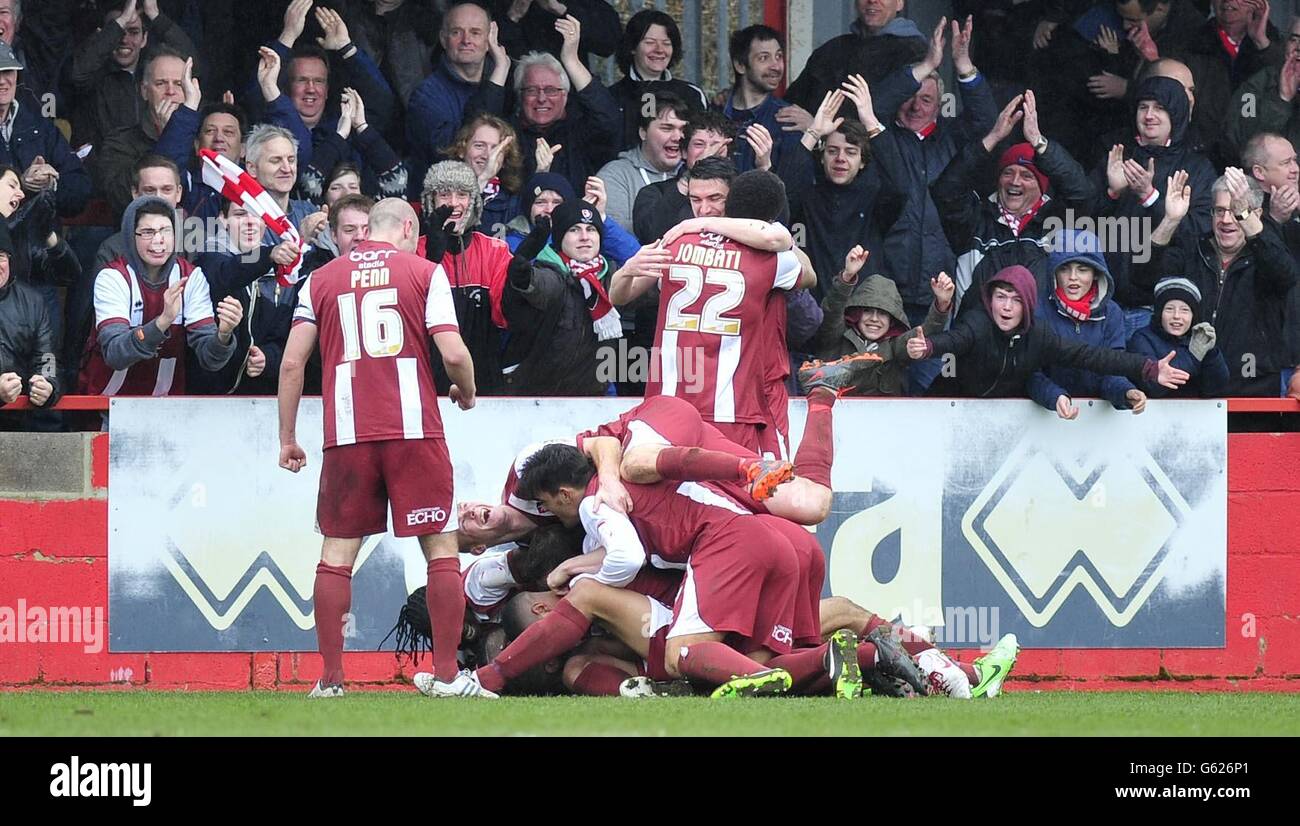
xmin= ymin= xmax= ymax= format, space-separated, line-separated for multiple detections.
xmin=1029 ymin=230 xmax=1137 ymax=409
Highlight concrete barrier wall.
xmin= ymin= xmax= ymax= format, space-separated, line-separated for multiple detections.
xmin=1 ymin=431 xmax=1297 ymax=691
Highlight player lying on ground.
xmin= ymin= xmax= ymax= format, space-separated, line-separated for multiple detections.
xmin=417 ymin=442 xmax=810 ymax=697
xmin=409 ymin=523 xmax=1018 ymax=699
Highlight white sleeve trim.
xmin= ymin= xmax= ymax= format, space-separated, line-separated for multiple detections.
xmin=773 ymin=249 xmax=801 ymax=291
xmin=578 ymin=496 xmax=646 ymax=588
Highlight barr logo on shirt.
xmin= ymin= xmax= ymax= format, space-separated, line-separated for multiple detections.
xmin=407 ymin=507 xmax=448 ymax=526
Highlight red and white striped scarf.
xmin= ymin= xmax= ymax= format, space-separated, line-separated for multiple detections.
xmin=200 ymin=149 xmax=303 ymax=287
xmin=558 ymin=252 xmax=622 ymax=340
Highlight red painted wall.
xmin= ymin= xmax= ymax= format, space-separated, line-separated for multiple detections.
xmin=1 ymin=432 xmax=1297 ymax=692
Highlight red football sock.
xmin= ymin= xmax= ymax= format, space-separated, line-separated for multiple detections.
xmin=857 ymin=613 xmax=889 ymax=636
xmin=478 ymin=599 xmax=591 ymax=693
xmin=855 ymin=641 xmax=878 ymax=671
xmin=426 ymin=557 xmax=466 ymax=683
xmin=959 ymin=661 xmax=980 ymax=683
xmin=313 ymin=562 xmax=352 ymax=687
xmin=571 ymin=661 xmax=630 ymax=696
xmin=767 ymin=643 xmax=830 ymax=691
xmin=676 ymin=641 xmax=768 ymax=684
xmin=794 ymin=403 xmax=834 ymax=487
xmin=807 ymin=386 xmax=837 ymax=410
xmin=655 ymin=446 xmax=747 ymax=482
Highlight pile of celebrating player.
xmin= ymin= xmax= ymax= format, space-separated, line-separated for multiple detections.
xmin=277 ymin=168 xmax=1021 ymax=701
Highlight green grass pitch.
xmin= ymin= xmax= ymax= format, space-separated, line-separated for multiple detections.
xmin=2 ymin=691 xmax=1298 ymax=736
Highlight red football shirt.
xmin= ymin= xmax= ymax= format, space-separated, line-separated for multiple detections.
xmin=293 ymin=240 xmax=459 ymax=448
xmin=645 ymin=231 xmax=800 ymax=424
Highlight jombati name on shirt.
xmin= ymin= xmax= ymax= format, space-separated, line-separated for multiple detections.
xmin=673 ymin=243 xmax=743 ymax=271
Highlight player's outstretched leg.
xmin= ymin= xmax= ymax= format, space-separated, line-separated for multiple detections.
xmin=970 ymin=633 xmax=1020 ymax=698
xmin=651 ymin=446 xmax=794 ymax=502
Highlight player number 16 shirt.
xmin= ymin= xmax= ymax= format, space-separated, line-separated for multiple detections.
xmin=293 ymin=240 xmax=459 ymax=448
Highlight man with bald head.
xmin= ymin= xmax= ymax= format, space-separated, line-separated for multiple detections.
xmin=278 ymin=195 xmax=486 ymax=699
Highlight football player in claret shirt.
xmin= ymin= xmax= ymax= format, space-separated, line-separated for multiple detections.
xmin=608 ymin=170 xmax=816 ymax=456
xmin=276 ymin=198 xmax=491 ymax=699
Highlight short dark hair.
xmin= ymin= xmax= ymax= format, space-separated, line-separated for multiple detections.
xmin=684 ymin=109 xmax=738 ymax=144
xmin=725 ymin=169 xmax=787 ymax=221
xmin=328 ymin=193 xmax=375 ymax=232
xmin=199 ymin=102 xmax=249 ymax=140
xmin=617 ymin=9 xmax=682 ymax=75
xmin=688 ymin=155 xmax=737 ymax=184
xmin=134 ymin=199 xmax=176 ymax=228
xmin=132 ymin=154 xmax=181 ymax=190
xmin=1118 ymin=0 xmax=1168 ymax=13
xmin=512 ymin=524 xmax=584 ymax=586
xmin=729 ymin=24 xmax=783 ymax=83
xmin=517 ymin=443 xmax=595 ymax=501
xmin=0 ymin=164 xmax=19 ymax=183
xmin=638 ymin=91 xmax=689 ymax=133
xmin=826 ymin=119 xmax=871 ymax=157
xmin=289 ymin=45 xmax=330 ymax=78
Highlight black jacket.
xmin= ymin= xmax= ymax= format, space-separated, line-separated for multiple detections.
xmin=785 ymin=18 xmax=928 ymax=114
xmin=6 ymin=191 xmax=81 ymax=291
xmin=1174 ymin=17 xmax=1285 ymax=168
xmin=0 ymin=92 xmax=93 ymax=218
xmin=1135 ymin=222 xmax=1298 ymax=395
xmin=0 ymin=277 xmax=62 ymax=408
xmin=926 ymin=299 xmax=1157 ymax=406
xmin=609 ymin=72 xmax=708 ymax=151
xmin=501 ymin=256 xmax=606 ymax=396
xmin=870 ymin=73 xmax=999 ymax=306
xmin=779 ymin=131 xmax=904 ymax=303
xmin=466 ymin=78 xmax=623 ymax=196
xmin=932 ymin=139 xmax=1096 ymax=316
xmin=191 ymin=246 xmax=298 ymax=396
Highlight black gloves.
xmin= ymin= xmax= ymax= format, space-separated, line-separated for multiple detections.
xmin=517 ymin=215 xmax=551 ymax=262
xmin=422 ymin=204 xmax=455 ymax=263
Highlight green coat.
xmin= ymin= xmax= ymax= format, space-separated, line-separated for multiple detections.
xmin=812 ymin=273 xmax=948 ymax=396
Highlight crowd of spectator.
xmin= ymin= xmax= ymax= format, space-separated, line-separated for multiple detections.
xmin=1 ymin=0 xmax=1298 ymax=432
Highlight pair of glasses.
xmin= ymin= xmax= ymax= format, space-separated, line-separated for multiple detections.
xmin=135 ymin=226 xmax=175 ymax=240
xmin=522 ymin=86 xmax=565 ymax=99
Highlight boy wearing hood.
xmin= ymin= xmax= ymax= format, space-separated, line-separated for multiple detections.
xmin=804 ymin=244 xmax=953 ymax=396
xmin=79 ymin=196 xmax=242 ymax=396
xmin=500 ymin=199 xmax=620 ymax=396
xmin=1030 ymin=229 xmax=1148 ymax=416
xmin=1091 ymin=75 xmax=1216 ymax=323
xmin=1127 ymin=276 xmax=1229 ymax=397
xmin=907 ymin=264 xmax=1190 ymax=411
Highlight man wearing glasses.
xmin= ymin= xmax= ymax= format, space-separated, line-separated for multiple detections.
xmin=468 ymin=15 xmax=620 ymax=193
xmin=79 ymin=195 xmax=242 ymax=397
